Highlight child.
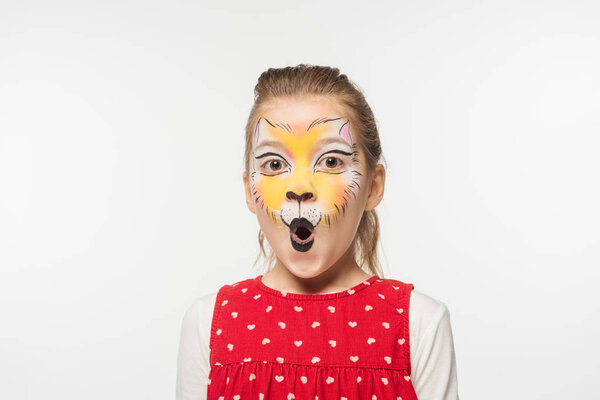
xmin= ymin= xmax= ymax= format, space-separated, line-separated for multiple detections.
xmin=177 ymin=65 xmax=459 ymax=400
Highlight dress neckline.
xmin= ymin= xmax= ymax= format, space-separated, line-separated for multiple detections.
xmin=253 ymin=274 xmax=380 ymax=300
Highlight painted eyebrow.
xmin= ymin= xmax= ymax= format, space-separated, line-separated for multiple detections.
xmin=265 ymin=116 xmax=343 ymax=133
xmin=263 ymin=118 xmax=292 ymax=133
xmin=254 ymin=137 xmax=352 ymax=153
xmin=307 ymin=117 xmax=342 ymax=131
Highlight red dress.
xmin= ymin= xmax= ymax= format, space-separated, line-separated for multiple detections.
xmin=207 ymin=275 xmax=418 ymax=400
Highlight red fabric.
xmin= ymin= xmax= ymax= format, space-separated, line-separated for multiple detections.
xmin=208 ymin=275 xmax=418 ymax=400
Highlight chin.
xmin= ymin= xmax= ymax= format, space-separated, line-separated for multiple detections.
xmin=283 ymin=257 xmax=328 ymax=279
xmin=270 ymin=233 xmax=346 ymax=280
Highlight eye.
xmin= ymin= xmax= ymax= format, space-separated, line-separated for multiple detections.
xmin=318 ymin=156 xmax=344 ymax=170
xmin=261 ymin=158 xmax=288 ymax=174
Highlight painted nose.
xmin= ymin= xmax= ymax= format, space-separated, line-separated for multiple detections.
xmin=286 ymin=191 xmax=314 ymax=204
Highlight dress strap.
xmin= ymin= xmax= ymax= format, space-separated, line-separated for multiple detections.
xmin=386 ymin=279 xmax=414 ymax=376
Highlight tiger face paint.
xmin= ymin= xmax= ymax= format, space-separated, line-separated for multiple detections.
xmin=251 ymin=116 xmax=361 ymax=251
xmin=245 ymin=97 xmax=370 ymax=277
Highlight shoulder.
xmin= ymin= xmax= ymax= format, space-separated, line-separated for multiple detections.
xmin=211 ymin=276 xmax=258 ymax=298
xmin=408 ymin=288 xmax=453 ymax=358
xmin=376 ymin=278 xmax=452 ymax=345
xmin=188 ymin=291 xmax=219 ymax=316
xmin=184 ymin=276 xmax=257 ymax=322
xmin=373 ymin=277 xmax=414 ymax=299
xmin=377 ymin=278 xmax=449 ymax=321
xmin=182 ymin=292 xmax=218 ymax=335
xmin=410 ymin=289 xmax=449 ymax=324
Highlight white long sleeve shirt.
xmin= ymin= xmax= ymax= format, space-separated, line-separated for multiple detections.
xmin=176 ymin=286 xmax=459 ymax=400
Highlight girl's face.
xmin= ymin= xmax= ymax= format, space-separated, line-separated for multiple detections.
xmin=243 ymin=96 xmax=376 ymax=279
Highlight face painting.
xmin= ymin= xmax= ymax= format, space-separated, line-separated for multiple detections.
xmin=249 ymin=116 xmax=362 ymax=253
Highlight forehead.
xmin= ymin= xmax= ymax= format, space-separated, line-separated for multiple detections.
xmin=259 ymin=96 xmax=350 ymax=134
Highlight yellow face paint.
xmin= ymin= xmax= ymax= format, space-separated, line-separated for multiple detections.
xmin=249 ymin=116 xmax=362 ymax=243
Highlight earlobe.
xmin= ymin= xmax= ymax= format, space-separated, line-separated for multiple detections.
xmin=364 ymin=164 xmax=385 ymax=211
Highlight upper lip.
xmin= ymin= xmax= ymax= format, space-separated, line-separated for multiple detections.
xmin=289 ymin=217 xmax=314 ymax=233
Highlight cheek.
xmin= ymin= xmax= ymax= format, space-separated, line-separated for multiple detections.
xmin=256 ymin=177 xmax=288 ymax=210
xmin=313 ymin=174 xmax=348 ymax=205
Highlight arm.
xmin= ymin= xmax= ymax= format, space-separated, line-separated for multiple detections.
xmin=410 ymin=291 xmax=459 ymax=400
xmin=176 ymin=293 xmax=216 ymax=400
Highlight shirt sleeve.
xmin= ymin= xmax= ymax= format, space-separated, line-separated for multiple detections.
xmin=176 ymin=292 xmax=217 ymax=400
xmin=409 ymin=290 xmax=459 ymax=400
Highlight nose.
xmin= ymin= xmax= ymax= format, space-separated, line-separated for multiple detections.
xmin=286 ymin=191 xmax=314 ymax=204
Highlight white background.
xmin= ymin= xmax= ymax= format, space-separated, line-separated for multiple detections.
xmin=1 ymin=0 xmax=599 ymax=399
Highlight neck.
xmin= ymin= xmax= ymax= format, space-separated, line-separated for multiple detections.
xmin=261 ymin=247 xmax=372 ymax=294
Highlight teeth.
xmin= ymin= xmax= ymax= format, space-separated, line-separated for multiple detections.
xmin=292 ymin=229 xmax=313 ymax=244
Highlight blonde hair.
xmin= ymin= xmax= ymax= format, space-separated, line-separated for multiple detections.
xmin=244 ymin=64 xmax=387 ymax=278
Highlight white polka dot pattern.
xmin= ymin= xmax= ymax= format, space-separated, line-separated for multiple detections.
xmin=207 ymin=275 xmax=417 ymax=399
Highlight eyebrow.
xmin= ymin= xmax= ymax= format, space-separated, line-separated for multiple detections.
xmin=254 ymin=140 xmax=286 ymax=152
xmin=307 ymin=117 xmax=342 ymax=131
xmin=264 ymin=116 xmax=343 ymax=133
xmin=314 ymin=137 xmax=352 ymax=149
xmin=254 ymin=137 xmax=352 ymax=152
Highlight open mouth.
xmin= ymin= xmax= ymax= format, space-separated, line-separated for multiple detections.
xmin=289 ymin=217 xmax=315 ymax=252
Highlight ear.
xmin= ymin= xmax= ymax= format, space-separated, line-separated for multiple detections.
xmin=364 ymin=164 xmax=385 ymax=211
xmin=242 ymin=170 xmax=256 ymax=214
xmin=326 ymin=118 xmax=353 ymax=146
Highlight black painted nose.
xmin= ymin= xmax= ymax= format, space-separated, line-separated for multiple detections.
xmin=286 ymin=191 xmax=313 ymax=203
